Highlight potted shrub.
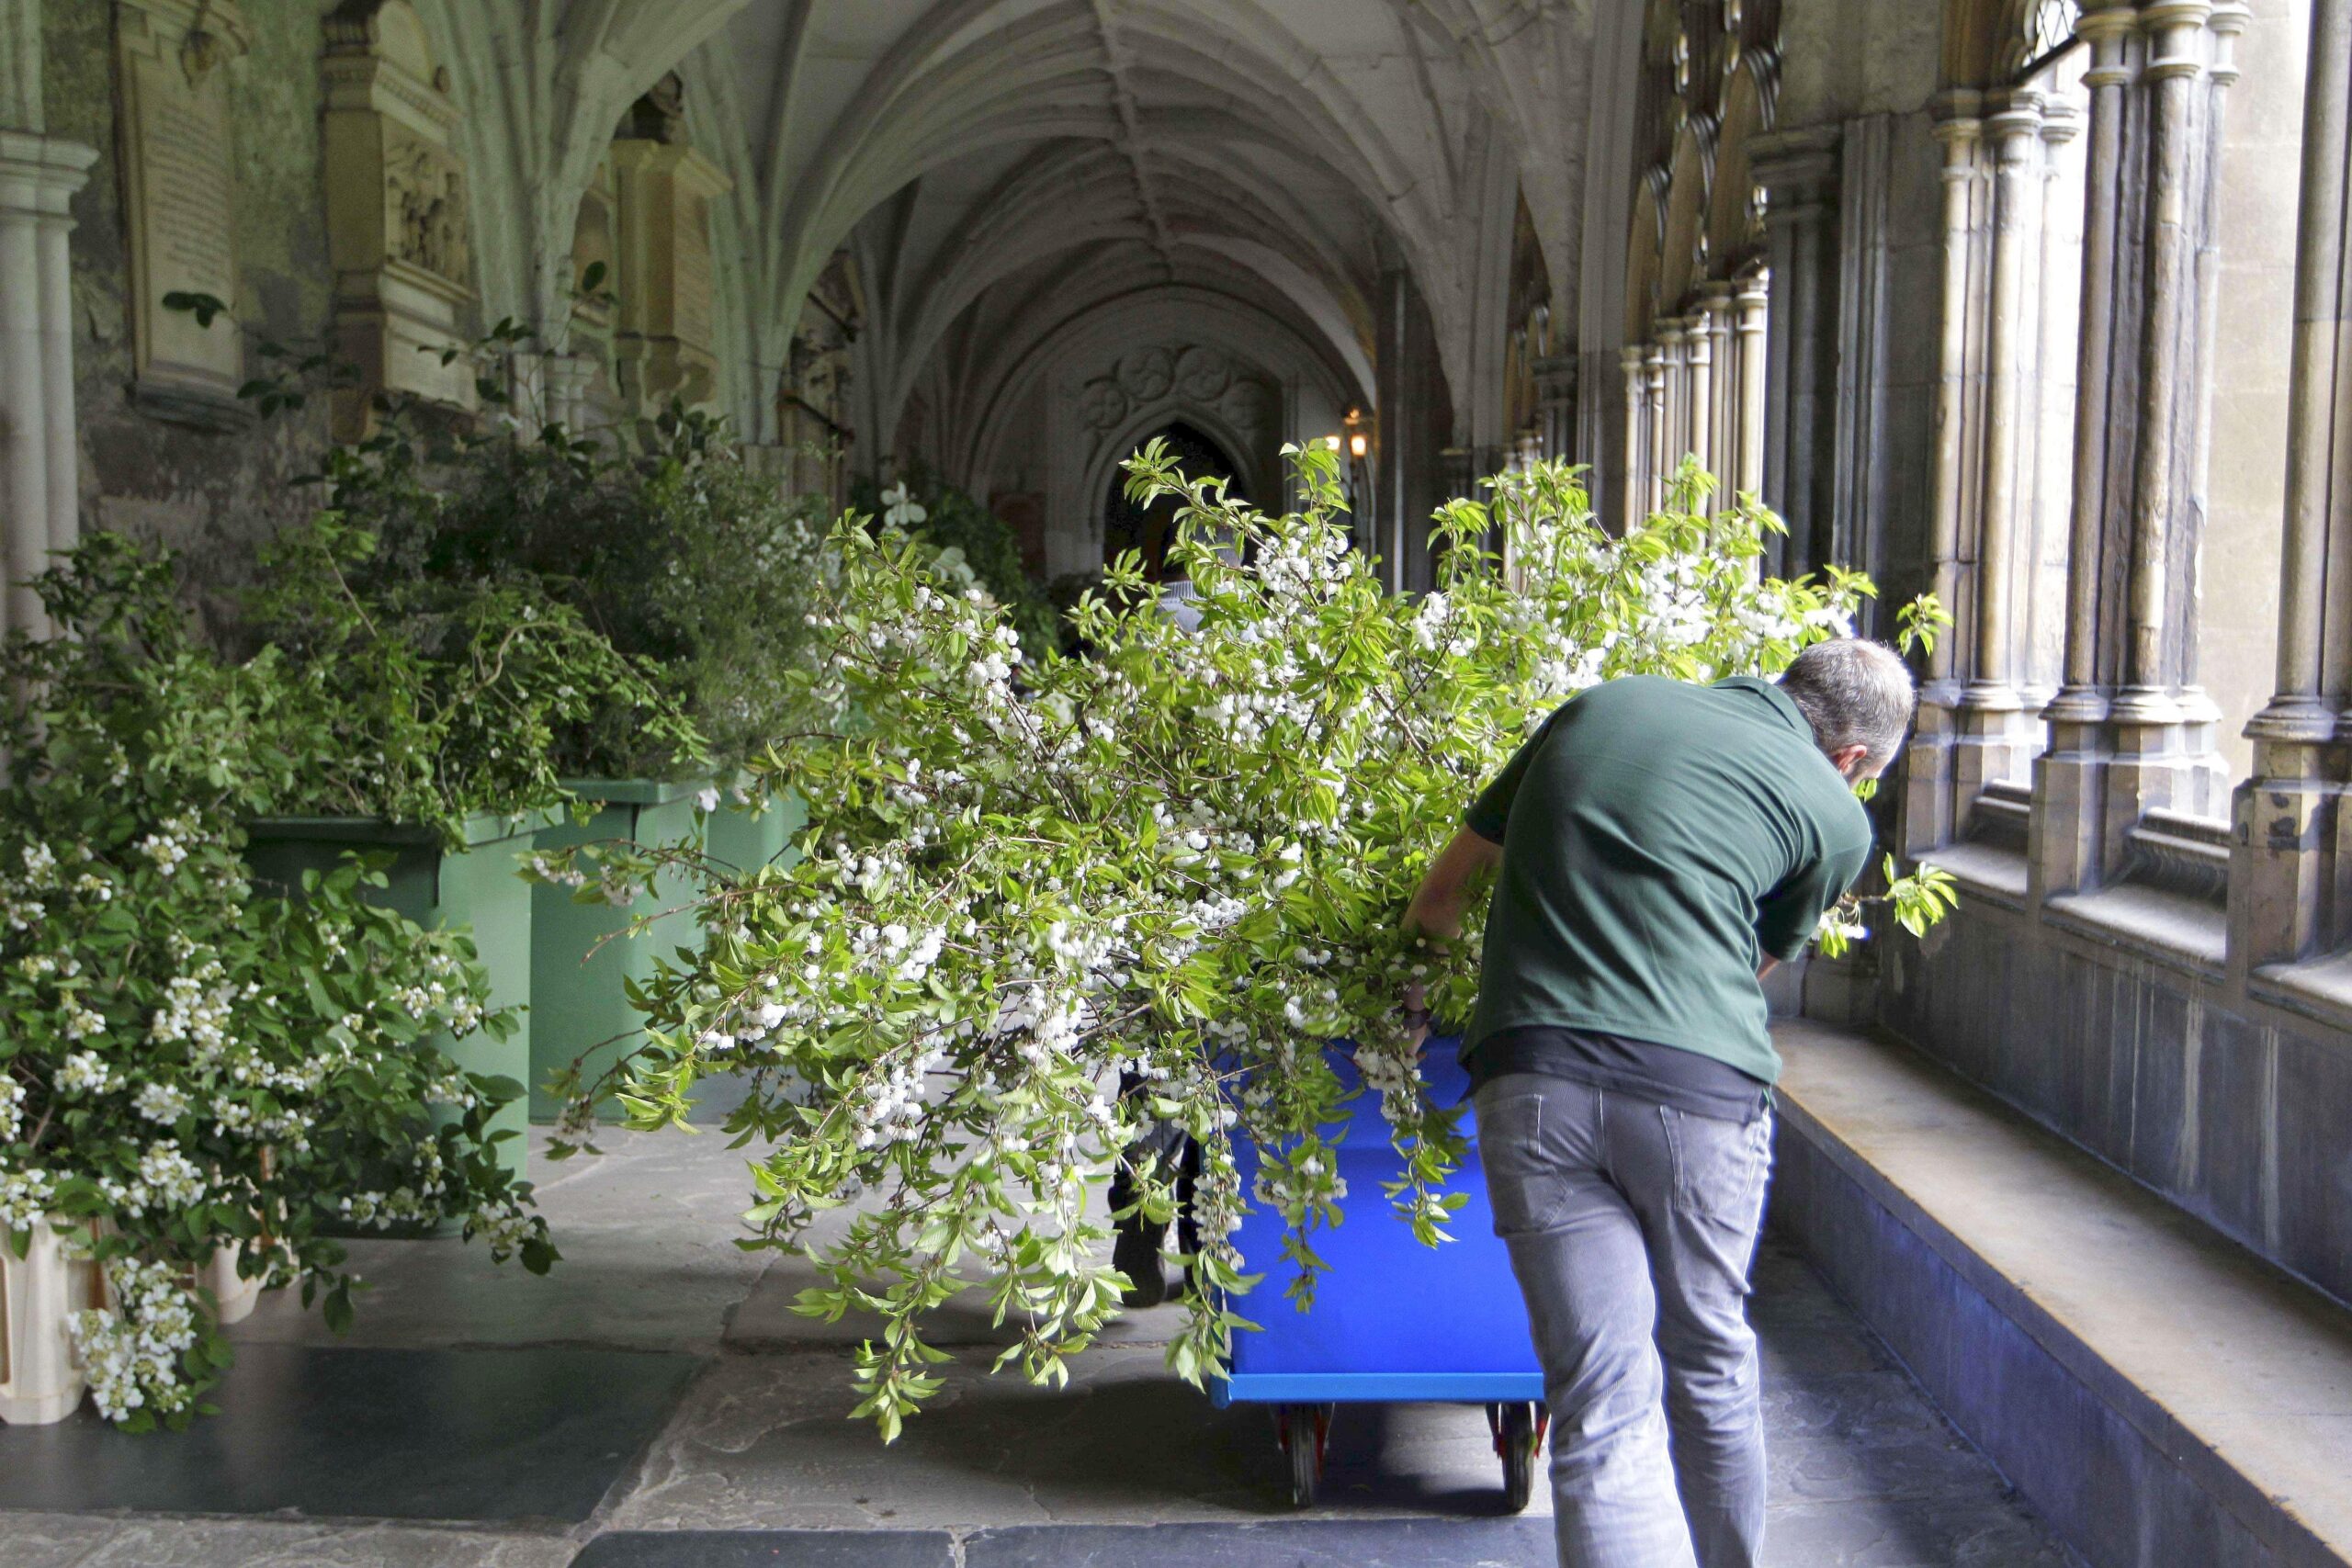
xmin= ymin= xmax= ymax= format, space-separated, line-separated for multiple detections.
xmin=544 ymin=449 xmax=1956 ymax=1439
xmin=0 ymin=538 xmax=556 ymax=1427
xmin=237 ymin=452 xmax=699 ymax=1170
xmin=301 ymin=403 xmax=833 ymax=1120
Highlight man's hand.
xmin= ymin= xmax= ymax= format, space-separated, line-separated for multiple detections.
xmin=1400 ymin=978 xmax=1431 ymax=1053
xmin=1397 ymin=829 xmax=1499 ymax=1050
xmin=1402 ymin=828 xmax=1502 ymax=942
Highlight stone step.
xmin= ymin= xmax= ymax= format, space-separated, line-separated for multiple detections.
xmin=1770 ymin=1020 xmax=2352 ymax=1568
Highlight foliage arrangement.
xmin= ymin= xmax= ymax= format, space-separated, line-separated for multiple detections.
xmin=175 ymin=289 xmax=830 ymax=801
xmin=0 ymin=537 xmax=556 ymax=1428
xmin=298 ymin=401 xmax=832 ymax=783
xmin=857 ymin=465 xmax=1059 ymax=661
xmin=544 ymin=449 xmax=1955 ymax=1439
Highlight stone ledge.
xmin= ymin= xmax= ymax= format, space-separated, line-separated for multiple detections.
xmin=1770 ymin=1020 xmax=2352 ymax=1568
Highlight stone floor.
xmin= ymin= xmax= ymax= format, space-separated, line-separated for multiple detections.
xmin=1 ymin=1114 xmax=2079 ymax=1567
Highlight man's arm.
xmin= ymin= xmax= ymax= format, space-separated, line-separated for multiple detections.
xmin=1404 ymin=827 xmax=1502 ymax=942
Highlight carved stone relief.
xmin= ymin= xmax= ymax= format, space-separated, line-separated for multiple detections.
xmin=322 ymin=0 xmax=476 ymax=436
xmin=1117 ymin=345 xmax=1173 ymax=401
xmin=1079 ymin=377 xmax=1127 ymax=431
xmin=385 ymin=128 xmax=467 ymax=285
xmin=1076 ymin=343 xmax=1270 ymax=457
xmin=1174 ymin=345 xmax=1230 ymax=400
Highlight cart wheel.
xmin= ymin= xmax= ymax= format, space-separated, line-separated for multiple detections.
xmin=1491 ymin=1401 xmax=1546 ymax=1513
xmin=1276 ymin=1402 xmax=1332 ymax=1506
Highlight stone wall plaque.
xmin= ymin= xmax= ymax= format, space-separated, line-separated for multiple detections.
xmin=774 ymin=250 xmax=859 ymax=512
xmin=608 ymin=127 xmax=729 ymax=417
xmin=321 ymin=0 xmax=475 ymax=436
xmin=115 ymin=0 xmax=252 ymax=428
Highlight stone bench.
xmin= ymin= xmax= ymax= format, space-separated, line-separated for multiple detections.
xmin=1770 ymin=1019 xmax=2352 ymax=1568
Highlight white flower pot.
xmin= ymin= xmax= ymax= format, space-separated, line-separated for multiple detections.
xmin=0 ymin=1215 xmax=106 ymax=1425
xmin=197 ymin=1241 xmax=266 ymax=1325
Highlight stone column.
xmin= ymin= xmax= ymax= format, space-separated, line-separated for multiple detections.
xmin=1683 ymin=309 xmax=1714 ymax=491
xmin=0 ymin=128 xmax=96 ymax=640
xmin=2028 ymin=100 xmax=2086 ymax=709
xmin=2035 ymin=2 xmax=2140 ymax=896
xmin=1532 ymin=353 xmax=1577 ymax=463
xmin=1733 ymin=268 xmax=1770 ymax=500
xmin=1833 ymin=115 xmax=1894 ymax=585
xmin=1642 ymin=339 xmax=1669 ymax=515
xmin=1698 ymin=283 xmax=1734 ymax=501
xmin=1621 ymin=344 xmax=1648 ymax=528
xmin=1657 ymin=318 xmax=1690 ymax=497
xmin=1955 ymin=93 xmax=2050 ymax=817
xmin=1905 ymin=98 xmax=1984 ymax=857
xmin=2103 ymin=0 xmax=2217 ymax=869
xmin=2174 ymin=5 xmax=2250 ymax=796
xmin=2233 ymin=0 xmax=2352 ymax=966
xmin=1752 ymin=126 xmax=1841 ymax=570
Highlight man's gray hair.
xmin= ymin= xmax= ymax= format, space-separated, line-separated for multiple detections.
xmin=1778 ymin=638 xmax=1917 ymax=768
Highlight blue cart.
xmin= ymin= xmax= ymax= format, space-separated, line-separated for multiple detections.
xmin=1210 ymin=1042 xmax=1551 ymax=1507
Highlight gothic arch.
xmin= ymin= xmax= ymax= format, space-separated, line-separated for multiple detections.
xmin=1625 ymin=175 xmax=1666 ymax=344
xmin=1657 ymin=119 xmax=1714 ymax=316
xmin=1705 ymin=53 xmax=1776 ymax=279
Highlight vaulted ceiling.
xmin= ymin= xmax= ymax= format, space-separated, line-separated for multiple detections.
xmin=418 ymin=0 xmax=1602 ymax=487
xmin=680 ymin=0 xmax=1600 ymax=457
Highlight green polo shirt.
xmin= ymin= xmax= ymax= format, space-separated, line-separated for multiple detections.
xmin=1461 ymin=674 xmax=1873 ymax=1086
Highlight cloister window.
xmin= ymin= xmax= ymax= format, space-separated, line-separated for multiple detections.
xmin=1618 ymin=0 xmax=1782 ymax=536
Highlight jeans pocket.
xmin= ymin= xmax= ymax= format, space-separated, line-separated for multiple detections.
xmin=1476 ymin=1091 xmax=1571 ymax=1237
xmin=1661 ymin=1105 xmax=1772 ymax=1233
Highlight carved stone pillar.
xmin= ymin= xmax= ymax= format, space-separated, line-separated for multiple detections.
xmin=1683 ymin=308 xmax=1714 ymax=491
xmin=1532 ymin=353 xmax=1577 ymax=463
xmin=1642 ymin=339 xmax=1668 ymax=514
xmin=1620 ymin=344 xmax=1648 ymax=527
xmin=2028 ymin=100 xmax=2086 ymax=712
xmin=2034 ymin=2 xmax=2140 ymax=896
xmin=1697 ymin=282 xmax=1734 ymax=500
xmin=0 ymin=132 xmax=94 ymax=639
xmin=1733 ymin=268 xmax=1770 ymax=500
xmin=2233 ymin=0 xmax=2352 ymax=968
xmin=2102 ymin=0 xmax=2222 ymax=869
xmin=1657 ymin=317 xmax=1691 ymax=494
xmin=1752 ymin=126 xmax=1841 ymax=571
xmin=1905 ymin=98 xmax=1984 ymax=857
xmin=2174 ymin=5 xmax=2250 ymax=798
xmin=0 ymin=0 xmax=96 ymax=641
xmin=1954 ymin=93 xmax=2051 ymax=818
xmin=1833 ymin=115 xmax=1894 ymax=585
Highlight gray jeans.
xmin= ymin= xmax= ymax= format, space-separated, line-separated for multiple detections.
xmin=1475 ymin=1072 xmax=1773 ymax=1568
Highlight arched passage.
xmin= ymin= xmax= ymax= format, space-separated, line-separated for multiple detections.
xmin=1100 ymin=420 xmax=1249 ymax=579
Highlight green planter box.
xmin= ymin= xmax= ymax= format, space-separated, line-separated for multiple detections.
xmin=706 ymin=780 xmax=806 ymax=875
xmin=528 ymin=777 xmax=807 ymax=1123
xmin=528 ymin=779 xmax=707 ymax=1123
xmin=243 ymin=809 xmax=558 ymax=1182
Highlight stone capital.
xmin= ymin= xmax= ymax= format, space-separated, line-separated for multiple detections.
xmin=2040 ymin=98 xmax=2086 ymax=146
xmin=1985 ymin=92 xmax=2048 ymax=156
xmin=2140 ymin=0 xmax=2214 ymax=78
xmin=1748 ymin=123 xmax=1841 ymax=211
xmin=0 ymin=130 xmax=97 ymax=217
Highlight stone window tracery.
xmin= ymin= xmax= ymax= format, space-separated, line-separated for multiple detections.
xmin=1618 ymin=0 xmax=1782 ymax=525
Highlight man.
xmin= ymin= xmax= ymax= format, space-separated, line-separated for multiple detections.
xmin=1403 ymin=638 xmax=1916 ymax=1568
